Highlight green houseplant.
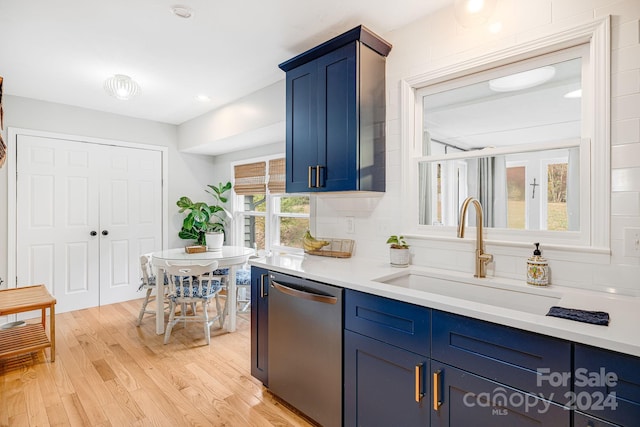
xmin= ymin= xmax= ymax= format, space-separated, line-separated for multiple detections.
xmin=177 ymin=181 xmax=232 ymax=247
xmin=386 ymin=235 xmax=410 ymax=267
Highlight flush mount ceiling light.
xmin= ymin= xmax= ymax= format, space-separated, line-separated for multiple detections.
xmin=564 ymin=89 xmax=582 ymax=98
xmin=104 ymin=74 xmax=141 ymax=100
xmin=170 ymin=5 xmax=193 ymax=19
xmin=454 ymin=0 xmax=497 ymax=28
xmin=489 ymin=66 xmax=556 ymax=92
xmin=195 ymin=94 xmax=211 ymax=102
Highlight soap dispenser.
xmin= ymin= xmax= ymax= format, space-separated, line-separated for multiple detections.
xmin=527 ymin=243 xmax=549 ymax=286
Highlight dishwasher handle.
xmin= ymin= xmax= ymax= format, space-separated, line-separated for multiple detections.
xmin=271 ymin=280 xmax=338 ymax=305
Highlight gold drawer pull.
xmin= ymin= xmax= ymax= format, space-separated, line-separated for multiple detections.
xmin=415 ymin=363 xmax=424 ymax=403
xmin=433 ymin=369 xmax=442 ymax=410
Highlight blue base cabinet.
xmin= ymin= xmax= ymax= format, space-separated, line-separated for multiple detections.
xmin=344 ymin=289 xmax=431 ymax=426
xmin=431 ymin=362 xmax=570 ymax=427
xmin=344 ymin=330 xmax=430 ymax=426
xmin=574 ymin=344 xmax=640 ymax=426
xmin=249 ymin=266 xmax=269 ymax=385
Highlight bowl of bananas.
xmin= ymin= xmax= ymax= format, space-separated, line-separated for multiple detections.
xmin=303 ymin=230 xmax=354 ymax=258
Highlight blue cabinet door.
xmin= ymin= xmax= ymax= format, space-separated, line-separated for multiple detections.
xmin=316 ymin=42 xmax=358 ymax=191
xmin=250 ymin=266 xmax=269 ymax=385
xmin=285 ymin=60 xmax=318 ymax=193
xmin=574 ymin=411 xmax=621 ymax=427
xmin=431 ymin=362 xmax=570 ymax=427
xmin=344 ymin=330 xmax=430 ymax=427
xmin=574 ymin=344 xmax=640 ymax=426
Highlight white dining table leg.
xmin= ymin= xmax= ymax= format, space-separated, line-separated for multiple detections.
xmin=155 ymin=263 xmax=165 ymax=335
xmin=227 ymin=265 xmax=237 ymax=332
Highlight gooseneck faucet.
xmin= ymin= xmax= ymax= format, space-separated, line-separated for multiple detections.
xmin=457 ymin=197 xmax=493 ymax=278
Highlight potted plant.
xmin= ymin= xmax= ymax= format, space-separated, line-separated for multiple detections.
xmin=387 ymin=235 xmax=410 ymax=267
xmin=176 ymin=181 xmax=232 ymax=250
xmin=204 ymin=182 xmax=232 ymax=251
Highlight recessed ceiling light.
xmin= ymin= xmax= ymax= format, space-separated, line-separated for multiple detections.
xmin=488 ymin=21 xmax=502 ymax=34
xmin=104 ymin=74 xmax=141 ymax=100
xmin=489 ymin=66 xmax=556 ymax=92
xmin=170 ymin=5 xmax=193 ymax=19
xmin=195 ymin=94 xmax=211 ymax=102
xmin=564 ymin=89 xmax=582 ymax=98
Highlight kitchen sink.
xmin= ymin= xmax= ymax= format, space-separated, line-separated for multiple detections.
xmin=373 ymin=270 xmax=561 ymax=315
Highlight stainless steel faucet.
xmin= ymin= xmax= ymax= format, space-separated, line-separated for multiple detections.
xmin=457 ymin=197 xmax=493 ymax=278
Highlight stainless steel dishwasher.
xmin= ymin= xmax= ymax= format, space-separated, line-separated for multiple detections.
xmin=268 ymin=271 xmax=343 ymax=427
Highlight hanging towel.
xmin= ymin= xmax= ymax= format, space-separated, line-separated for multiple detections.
xmin=546 ymin=306 xmax=610 ymax=326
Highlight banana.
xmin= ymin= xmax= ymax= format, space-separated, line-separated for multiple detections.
xmin=303 ymin=230 xmax=330 ymax=251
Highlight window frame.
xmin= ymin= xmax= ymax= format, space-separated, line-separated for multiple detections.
xmin=400 ymin=16 xmax=610 ymax=253
xmin=231 ymin=154 xmax=310 ymax=255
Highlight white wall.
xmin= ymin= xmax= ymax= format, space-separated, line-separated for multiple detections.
xmin=315 ymin=0 xmax=640 ymax=295
xmin=178 ymin=80 xmax=285 ymax=155
xmin=0 ymin=95 xmax=217 ymax=288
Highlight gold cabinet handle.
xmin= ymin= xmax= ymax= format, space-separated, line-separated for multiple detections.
xmin=415 ymin=363 xmax=424 ymax=403
xmin=316 ymin=165 xmax=323 ymax=188
xmin=433 ymin=369 xmax=442 ymax=410
xmin=259 ymin=273 xmax=268 ymax=298
xmin=308 ymin=166 xmax=314 ymax=188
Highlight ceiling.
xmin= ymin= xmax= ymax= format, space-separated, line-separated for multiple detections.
xmin=0 ymin=0 xmax=452 ymax=126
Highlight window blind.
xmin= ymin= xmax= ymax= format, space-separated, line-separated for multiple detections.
xmin=234 ymin=161 xmax=266 ymax=195
xmin=268 ymin=158 xmax=286 ymax=194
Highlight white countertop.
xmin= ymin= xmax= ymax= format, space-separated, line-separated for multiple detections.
xmin=250 ymin=254 xmax=640 ymax=358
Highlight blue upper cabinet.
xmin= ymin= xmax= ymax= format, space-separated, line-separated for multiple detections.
xmin=279 ymin=25 xmax=391 ymax=193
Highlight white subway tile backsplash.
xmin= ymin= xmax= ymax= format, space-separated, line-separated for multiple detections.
xmin=612 ymin=143 xmax=640 ymax=168
xmin=613 ymin=45 xmax=640 ymax=73
xmin=612 ymin=168 xmax=640 ymax=191
xmin=612 ymin=118 xmax=640 ymax=145
xmin=596 ymin=0 xmax=640 ymax=27
xmin=611 ymin=192 xmax=640 ymax=216
xmin=611 ymin=215 xmax=640 ymax=239
xmin=612 ymin=93 xmax=640 ymax=121
xmin=612 ymin=19 xmax=640 ymax=49
xmin=552 ymin=0 xmax=595 ymax=21
xmin=612 ymin=69 xmax=640 ymax=97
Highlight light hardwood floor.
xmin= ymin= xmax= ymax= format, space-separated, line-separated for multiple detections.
xmin=0 ymin=299 xmax=315 ymax=427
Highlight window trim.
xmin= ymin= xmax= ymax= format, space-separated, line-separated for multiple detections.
xmin=400 ymin=16 xmax=610 ymax=254
xmin=231 ymin=154 xmax=310 ymax=254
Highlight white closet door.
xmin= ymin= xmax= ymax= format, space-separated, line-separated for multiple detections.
xmin=99 ymin=146 xmax=162 ymax=306
xmin=17 ymin=135 xmax=163 ymax=313
xmin=17 ymin=135 xmax=101 ymax=313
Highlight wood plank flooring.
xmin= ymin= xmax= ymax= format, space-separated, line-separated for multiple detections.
xmin=0 ymin=299 xmax=315 ymax=427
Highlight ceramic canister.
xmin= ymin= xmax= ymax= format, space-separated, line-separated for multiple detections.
xmin=527 ymin=255 xmax=549 ymax=286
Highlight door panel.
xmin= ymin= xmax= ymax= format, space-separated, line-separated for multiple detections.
xmin=17 ymin=135 xmax=100 ymax=313
xmin=17 ymin=134 xmax=163 ymax=312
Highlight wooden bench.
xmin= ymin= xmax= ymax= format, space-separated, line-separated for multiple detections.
xmin=0 ymin=285 xmax=56 ymax=362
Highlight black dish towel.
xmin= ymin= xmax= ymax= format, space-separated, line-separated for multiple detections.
xmin=546 ymin=306 xmax=610 ymax=326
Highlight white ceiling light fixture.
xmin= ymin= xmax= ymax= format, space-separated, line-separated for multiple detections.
xmin=489 ymin=66 xmax=556 ymax=92
xmin=454 ymin=0 xmax=497 ymax=28
xmin=104 ymin=74 xmax=141 ymax=100
xmin=195 ymin=94 xmax=211 ymax=102
xmin=170 ymin=5 xmax=193 ymax=19
xmin=564 ymin=89 xmax=582 ymax=99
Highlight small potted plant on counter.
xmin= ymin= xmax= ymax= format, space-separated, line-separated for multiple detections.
xmin=387 ymin=235 xmax=410 ymax=267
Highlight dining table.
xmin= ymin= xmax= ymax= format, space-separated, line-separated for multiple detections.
xmin=150 ymin=246 xmax=254 ymax=335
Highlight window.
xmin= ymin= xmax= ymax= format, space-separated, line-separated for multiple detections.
xmin=232 ymin=156 xmax=310 ymax=254
xmin=403 ymin=18 xmax=610 ymax=250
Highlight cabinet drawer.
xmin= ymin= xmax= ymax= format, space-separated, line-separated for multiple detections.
xmin=574 ymin=344 xmax=640 ymax=426
xmin=344 ymin=290 xmax=430 ymax=355
xmin=574 ymin=412 xmax=621 ymax=427
xmin=432 ymin=310 xmax=571 ymax=401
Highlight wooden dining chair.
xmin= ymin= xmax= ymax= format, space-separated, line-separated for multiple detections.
xmin=136 ymin=254 xmax=169 ymax=326
xmin=161 ymin=260 xmax=225 ymax=345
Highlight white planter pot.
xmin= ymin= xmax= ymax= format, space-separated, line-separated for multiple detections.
xmin=390 ymin=248 xmax=410 ymax=267
xmin=205 ymin=232 xmax=224 ymax=251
